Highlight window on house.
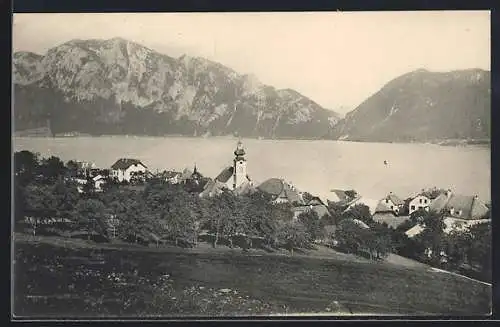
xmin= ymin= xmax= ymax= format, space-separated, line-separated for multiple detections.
xmin=424 ymin=199 xmax=428 ymax=204
xmin=419 ymin=199 xmax=423 ymax=204
xmin=411 ymin=205 xmax=415 ymax=210
xmin=390 ymin=205 xmax=394 ymax=209
xmin=386 ymin=199 xmax=389 ymax=204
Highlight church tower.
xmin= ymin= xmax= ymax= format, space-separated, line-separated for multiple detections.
xmin=233 ymin=140 xmax=247 ymax=190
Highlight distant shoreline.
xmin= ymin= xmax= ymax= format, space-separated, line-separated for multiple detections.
xmin=12 ymin=134 xmax=491 ymax=147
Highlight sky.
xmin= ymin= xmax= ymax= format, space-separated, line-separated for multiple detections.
xmin=13 ymin=11 xmax=490 ymax=113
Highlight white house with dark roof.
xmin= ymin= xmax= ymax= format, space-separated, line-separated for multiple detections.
xmin=110 ymin=158 xmax=147 ymax=182
xmin=377 ymin=192 xmax=405 ymax=215
xmin=408 ymin=194 xmax=432 ymax=215
xmin=405 ymin=189 xmax=490 ymax=238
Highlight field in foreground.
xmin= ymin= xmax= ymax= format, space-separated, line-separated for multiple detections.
xmin=13 ymin=236 xmax=491 ymax=318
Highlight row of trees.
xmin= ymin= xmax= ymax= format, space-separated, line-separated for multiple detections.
xmin=14 ymin=150 xmax=492 ymax=280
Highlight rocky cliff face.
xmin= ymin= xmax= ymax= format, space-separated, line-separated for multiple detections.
xmin=332 ymin=69 xmax=490 ymax=142
xmin=13 ymin=37 xmax=341 ymax=138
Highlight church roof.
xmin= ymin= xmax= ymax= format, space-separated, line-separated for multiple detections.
xmin=199 ymin=179 xmax=227 ymax=198
xmin=215 ymin=166 xmax=234 ymax=183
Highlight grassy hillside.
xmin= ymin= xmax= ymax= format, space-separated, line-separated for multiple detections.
xmin=13 ymin=236 xmax=491 ymax=318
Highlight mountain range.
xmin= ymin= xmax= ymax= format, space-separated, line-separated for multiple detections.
xmin=13 ymin=37 xmax=340 ymax=139
xmin=13 ymin=37 xmax=490 ymax=143
xmin=331 ymin=68 xmax=490 ymax=143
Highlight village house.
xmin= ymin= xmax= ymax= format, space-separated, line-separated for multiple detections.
xmin=405 ymin=189 xmax=490 ymax=238
xmin=372 ymin=192 xmax=409 ymax=229
xmin=164 ymin=171 xmax=182 ymax=184
xmin=291 ymin=196 xmax=331 ymax=220
xmin=430 ymin=189 xmax=490 ymax=220
xmin=110 ymin=158 xmax=148 ymax=182
xmin=378 ymin=192 xmax=405 ymax=215
xmin=408 ymin=192 xmax=432 ymax=215
xmin=74 ymin=175 xmax=107 ymax=193
xmin=257 ymin=178 xmax=304 ymax=205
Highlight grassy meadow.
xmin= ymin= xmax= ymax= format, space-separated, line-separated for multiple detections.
xmin=13 ymin=235 xmax=491 ymax=318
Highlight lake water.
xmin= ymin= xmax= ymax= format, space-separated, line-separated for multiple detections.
xmin=13 ymin=136 xmax=491 ymax=207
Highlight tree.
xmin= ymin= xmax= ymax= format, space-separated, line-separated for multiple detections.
xmin=414 ymin=211 xmax=446 ymax=264
xmin=24 ymin=183 xmax=56 ymax=236
xmin=369 ymin=223 xmax=393 ymax=259
xmin=74 ymin=198 xmax=107 ymax=241
xmin=14 ymin=150 xmax=40 ymax=186
xmin=326 ymin=201 xmax=345 ymax=225
xmin=205 ymin=191 xmax=235 ymax=248
xmin=51 ymin=178 xmax=80 ymax=229
xmin=335 ymin=219 xmax=365 ymax=255
xmin=82 ymin=175 xmax=96 ymax=196
xmin=342 ymin=204 xmax=372 ymax=226
xmin=118 ymin=193 xmax=151 ymax=243
xmin=444 ymin=229 xmax=472 ymax=269
xmin=66 ymin=160 xmax=79 ymax=178
xmin=297 ymin=210 xmax=321 ymax=243
xmin=39 ymin=156 xmax=66 ymax=182
xmin=344 ymin=190 xmax=358 ymax=200
xmin=467 ymin=222 xmax=491 ymax=275
xmin=276 ymin=220 xmax=309 ymax=255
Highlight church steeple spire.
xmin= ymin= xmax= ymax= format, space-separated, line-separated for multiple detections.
xmin=234 ymin=140 xmax=246 ymax=161
xmin=232 ymin=140 xmax=248 ymax=190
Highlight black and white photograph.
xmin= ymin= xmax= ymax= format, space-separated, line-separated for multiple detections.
xmin=12 ymin=11 xmax=491 ymax=318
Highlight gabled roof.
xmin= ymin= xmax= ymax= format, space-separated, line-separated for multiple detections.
xmin=429 ymin=193 xmax=449 ymax=212
xmin=215 ymin=166 xmax=234 ymax=183
xmin=352 ymin=219 xmax=370 ymax=229
xmin=258 ymin=178 xmax=303 ymax=204
xmin=430 ymin=191 xmax=489 ymax=220
xmin=384 ymin=193 xmax=404 ymax=206
xmin=374 ymin=201 xmax=396 ymax=213
xmin=111 ymin=158 xmax=146 ymax=170
xmin=329 ymin=189 xmax=361 ymax=207
xmin=330 ymin=189 xmax=349 ymax=202
xmin=410 ymin=194 xmax=432 ymax=202
xmin=307 ymin=197 xmax=326 ymax=206
xmin=199 ymin=179 xmax=227 ymax=198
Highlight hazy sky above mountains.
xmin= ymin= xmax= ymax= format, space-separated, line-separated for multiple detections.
xmin=13 ymin=11 xmax=490 ymax=113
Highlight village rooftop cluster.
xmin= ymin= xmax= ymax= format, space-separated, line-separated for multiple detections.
xmin=65 ymin=141 xmax=490 ymax=242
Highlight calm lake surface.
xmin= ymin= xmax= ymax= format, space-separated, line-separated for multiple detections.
xmin=13 ymin=136 xmax=491 ymax=205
